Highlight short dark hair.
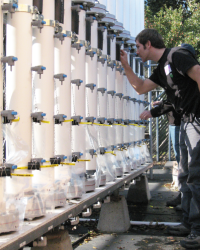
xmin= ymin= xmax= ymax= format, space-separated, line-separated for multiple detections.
xmin=136 ymin=29 xmax=166 ymax=49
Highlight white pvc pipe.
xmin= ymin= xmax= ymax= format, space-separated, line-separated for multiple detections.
xmin=6 ymin=4 xmax=32 ymax=167
xmin=78 ymin=218 xmax=181 ymax=227
xmin=123 ymin=0 xmax=130 ymax=32
xmin=107 ymin=0 xmax=116 ymax=16
xmin=129 ymin=0 xmax=137 ymax=37
xmin=116 ymin=0 xmax=123 ymax=23
xmin=107 ymin=95 xmax=115 ymax=119
xmin=98 ymin=0 xmax=107 ymax=9
xmin=54 ymin=10 xmax=71 ymax=159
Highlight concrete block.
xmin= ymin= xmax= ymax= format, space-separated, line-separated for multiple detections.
xmin=31 ymin=230 xmax=73 ymax=250
xmin=97 ymin=196 xmax=130 ymax=233
xmin=127 ymin=175 xmax=151 ymax=204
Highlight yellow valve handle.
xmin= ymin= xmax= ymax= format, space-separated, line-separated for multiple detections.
xmin=130 ymin=124 xmax=139 ymax=127
xmin=16 ymin=166 xmax=28 ymax=170
xmin=12 ymin=117 xmax=20 ymax=122
xmin=139 ymin=125 xmax=146 ymax=128
xmin=93 ymin=123 xmax=112 ymax=127
xmin=41 ymin=120 xmax=50 ymax=124
xmin=41 ymin=164 xmax=59 ymax=168
xmin=64 ymin=119 xmax=74 ymax=122
xmin=120 ymin=124 xmax=127 ymax=127
xmin=61 ymin=162 xmax=76 ymax=166
xmin=77 ymin=159 xmax=91 ymax=162
xmin=11 ymin=173 xmax=33 ymax=177
xmin=79 ymin=122 xmax=92 ymax=125
xmin=105 ymin=151 xmax=116 ymax=156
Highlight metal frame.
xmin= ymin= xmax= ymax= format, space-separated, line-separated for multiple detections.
xmin=0 ymin=163 xmax=153 ymax=250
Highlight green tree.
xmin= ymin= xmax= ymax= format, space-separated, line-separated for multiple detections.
xmin=145 ymin=0 xmax=200 ymax=59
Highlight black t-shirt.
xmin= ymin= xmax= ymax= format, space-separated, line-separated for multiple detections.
xmin=150 ymin=100 xmax=181 ymax=126
xmin=149 ymin=48 xmax=200 ymax=122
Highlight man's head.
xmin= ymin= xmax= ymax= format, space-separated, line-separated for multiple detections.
xmin=135 ymin=29 xmax=166 ymax=62
xmin=136 ymin=29 xmax=166 ymax=49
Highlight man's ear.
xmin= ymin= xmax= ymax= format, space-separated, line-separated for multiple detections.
xmin=145 ymin=40 xmax=151 ymax=49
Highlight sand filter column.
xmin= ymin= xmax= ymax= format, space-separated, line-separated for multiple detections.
xmin=4 ymin=0 xmax=47 ymax=220
xmin=32 ymin=0 xmax=64 ymax=210
xmin=54 ymin=0 xmax=75 ymax=201
xmin=71 ymin=0 xmax=95 ymax=194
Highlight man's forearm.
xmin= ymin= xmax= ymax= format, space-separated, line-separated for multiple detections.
xmin=123 ymin=64 xmax=144 ymax=94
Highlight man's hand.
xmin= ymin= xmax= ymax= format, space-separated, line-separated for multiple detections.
xmin=152 ymin=101 xmax=161 ymax=107
xmin=120 ymin=50 xmax=129 ymax=68
xmin=140 ymin=110 xmax=152 ymax=120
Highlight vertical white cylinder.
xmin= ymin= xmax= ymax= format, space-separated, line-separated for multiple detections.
xmin=129 ymin=0 xmax=137 ymax=37
xmin=123 ymin=0 xmax=130 ymax=31
xmin=107 ymin=0 xmax=116 ymax=16
xmin=6 ymin=4 xmax=32 ymax=168
xmin=116 ymin=0 xmax=124 ymax=23
xmin=54 ymin=1 xmax=71 ymax=159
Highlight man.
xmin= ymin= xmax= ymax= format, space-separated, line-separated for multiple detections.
xmin=120 ymin=28 xmax=200 ymax=249
xmin=140 ymin=99 xmax=181 ymax=208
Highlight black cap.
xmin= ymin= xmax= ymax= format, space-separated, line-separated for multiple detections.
xmin=181 ymin=43 xmax=196 ymax=56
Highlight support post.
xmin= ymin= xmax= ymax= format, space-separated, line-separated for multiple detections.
xmin=31 ymin=230 xmax=73 ymax=250
xmin=97 ymin=195 xmax=130 ymax=233
xmin=127 ymin=174 xmax=151 ymax=204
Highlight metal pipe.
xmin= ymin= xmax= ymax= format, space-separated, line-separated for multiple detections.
xmin=147 ymin=60 xmax=153 ymax=179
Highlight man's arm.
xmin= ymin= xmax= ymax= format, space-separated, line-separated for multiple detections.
xmin=187 ymin=64 xmax=200 ymax=91
xmin=120 ymin=50 xmax=158 ymax=94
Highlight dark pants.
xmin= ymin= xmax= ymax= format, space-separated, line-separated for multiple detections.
xmin=179 ymin=118 xmax=200 ymax=235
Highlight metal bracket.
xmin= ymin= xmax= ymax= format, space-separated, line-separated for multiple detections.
xmin=85 ymin=116 xmax=96 ymax=123
xmin=71 ymin=42 xmax=83 ymax=52
xmin=28 ymin=161 xmax=40 ymax=170
xmin=99 ymin=147 xmax=107 ymax=155
xmin=71 ymin=79 xmax=83 ymax=90
xmin=31 ymin=112 xmax=46 ymax=124
xmin=85 ymin=49 xmax=96 ymax=58
xmin=97 ymin=56 xmax=107 ymax=65
xmin=82 ymin=207 xmax=92 ymax=217
xmin=54 ymin=32 xmax=67 ymax=44
xmin=2 ymin=2 xmax=18 ymax=17
xmin=116 ymin=40 xmax=124 ymax=46
xmin=107 ymin=60 xmax=116 ymax=70
xmin=55 ymin=155 xmax=67 ymax=162
xmin=97 ymin=88 xmax=106 ymax=96
xmin=50 ymin=157 xmax=61 ymax=165
xmin=54 ymin=74 xmax=67 ymax=85
xmin=103 ymin=196 xmax=110 ymax=203
xmin=72 ymin=152 xmax=83 ymax=162
xmin=31 ymin=65 xmax=46 ymax=79
xmin=107 ymin=90 xmax=116 ymax=98
xmin=97 ymin=117 xmax=106 ymax=124
xmin=93 ymin=201 xmax=101 ymax=209
xmin=123 ymin=96 xmax=131 ymax=101
xmin=98 ymin=26 xmax=107 ymax=32
xmin=107 ymin=34 xmax=116 ymax=41
xmin=116 ymin=93 xmax=123 ymax=100
xmin=89 ymin=149 xmax=96 ymax=158
xmin=53 ymin=114 xmax=67 ymax=125
xmin=1 ymin=56 xmax=18 ymax=71
xmin=107 ymin=118 xmax=115 ymax=125
xmin=71 ymin=4 xmax=83 ymax=12
xmin=0 ymin=163 xmax=17 ymax=177
xmin=1 ymin=110 xmax=17 ymax=124
xmin=115 ymin=118 xmax=123 ymax=124
xmin=70 ymin=216 xmax=80 ymax=226
xmin=31 ymin=20 xmax=46 ymax=33
xmin=71 ymin=116 xmax=83 ymax=125
xmin=85 ymin=83 xmax=96 ymax=92
xmin=85 ymin=16 xmax=96 ymax=24
xmin=116 ymin=65 xmax=124 ymax=74
xmin=123 ymin=119 xmax=130 ymax=125
xmin=130 ymin=97 xmax=137 ymax=102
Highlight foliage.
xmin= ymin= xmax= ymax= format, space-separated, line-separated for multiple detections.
xmin=145 ymin=0 xmax=200 ymax=59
